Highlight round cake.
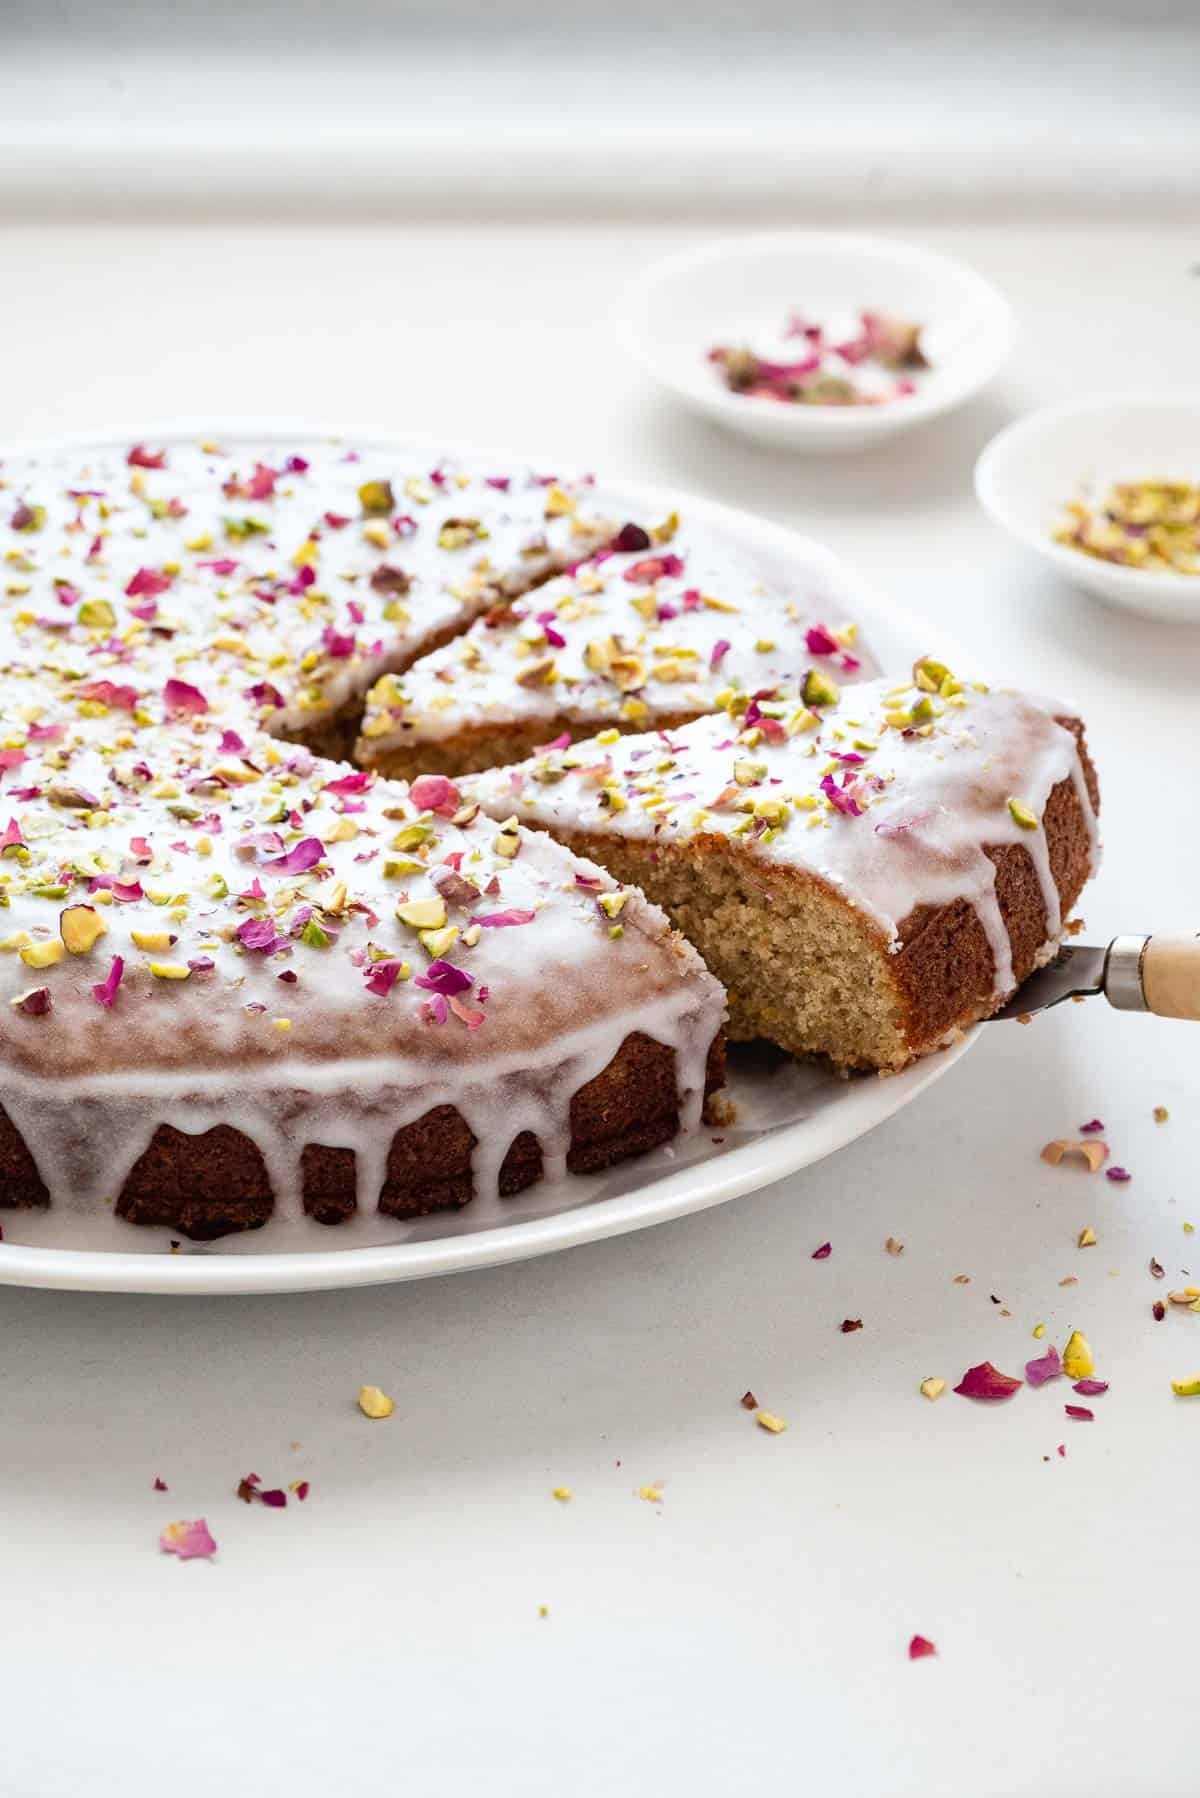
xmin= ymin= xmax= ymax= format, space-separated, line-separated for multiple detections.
xmin=0 ymin=432 xmax=1098 ymax=1243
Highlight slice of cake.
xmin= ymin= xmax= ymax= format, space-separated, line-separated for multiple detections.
xmin=472 ymin=663 xmax=1100 ymax=1072
xmin=0 ymin=716 xmax=725 ymax=1237
xmin=356 ymin=521 xmax=872 ymax=780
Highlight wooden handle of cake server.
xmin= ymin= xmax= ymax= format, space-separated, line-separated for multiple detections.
xmin=1135 ymin=933 xmax=1200 ymax=1020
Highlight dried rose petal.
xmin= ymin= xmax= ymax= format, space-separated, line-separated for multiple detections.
xmin=954 ymin=1361 xmax=1022 ymax=1401
xmin=160 ymin=1518 xmax=217 ymax=1560
xmin=91 ymin=954 xmax=125 ymax=1009
xmin=811 ymin=1241 xmax=832 ymax=1260
xmin=908 ymin=1635 xmax=937 ymax=1661
xmin=840 ymin=1318 xmax=863 ymax=1333
xmin=1079 ymin=1118 xmax=1105 ymax=1133
xmin=409 ymin=774 xmax=460 ymax=816
xmin=262 ymin=837 xmax=324 ymax=877
xmin=163 ymin=677 xmax=209 ymax=717
xmin=1064 ymin=1404 xmax=1094 ymax=1421
xmin=414 ymin=959 xmax=473 ymax=996
xmin=1024 ymin=1344 xmax=1062 ymax=1387
xmin=1105 ymin=1166 xmax=1132 ymax=1183
xmin=1072 ymin=1379 xmax=1108 ymax=1396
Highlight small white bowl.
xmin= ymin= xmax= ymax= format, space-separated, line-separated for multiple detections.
xmin=975 ymin=395 xmax=1200 ymax=624
xmin=615 ymin=231 xmax=1013 ymax=453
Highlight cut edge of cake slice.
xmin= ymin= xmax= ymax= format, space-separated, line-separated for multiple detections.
xmin=469 ymin=665 xmax=1100 ymax=1074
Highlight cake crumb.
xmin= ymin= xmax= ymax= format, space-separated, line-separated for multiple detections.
xmin=740 ymin=1390 xmax=759 ymax=1410
xmin=919 ymin=1378 xmax=945 ymax=1401
xmin=754 ymin=1409 xmax=788 ymax=1434
xmin=885 ymin=1236 xmax=904 ymax=1256
xmin=552 ymin=1486 xmax=573 ymax=1502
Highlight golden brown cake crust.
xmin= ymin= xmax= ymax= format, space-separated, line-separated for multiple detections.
xmin=1 ymin=1031 xmax=725 ymax=1239
xmin=890 ymin=719 xmax=1098 ymax=1053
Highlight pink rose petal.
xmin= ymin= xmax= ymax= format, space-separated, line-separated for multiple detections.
xmin=160 ymin=1518 xmax=217 ymax=1561
xmin=91 ymin=954 xmax=125 ymax=1009
xmin=1024 ymin=1344 xmax=1062 ymax=1387
xmin=954 ymin=1361 xmax=1023 ymax=1401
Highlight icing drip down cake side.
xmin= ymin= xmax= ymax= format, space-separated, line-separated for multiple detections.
xmin=0 ymin=438 xmax=742 ymax=1240
xmin=472 ymin=668 xmax=1100 ymax=1073
xmin=0 ymin=434 xmax=1098 ymax=1242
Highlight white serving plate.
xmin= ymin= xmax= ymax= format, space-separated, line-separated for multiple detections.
xmin=975 ymin=393 xmax=1200 ymax=623
xmin=0 ymin=422 xmax=977 ymax=1295
xmin=616 ymin=232 xmax=1013 ymax=453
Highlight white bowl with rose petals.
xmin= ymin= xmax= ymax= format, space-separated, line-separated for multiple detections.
xmin=616 ymin=232 xmax=1014 ymax=453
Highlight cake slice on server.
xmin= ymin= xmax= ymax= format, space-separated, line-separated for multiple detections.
xmin=471 ymin=662 xmax=1100 ymax=1073
xmin=354 ymin=517 xmax=873 ymax=780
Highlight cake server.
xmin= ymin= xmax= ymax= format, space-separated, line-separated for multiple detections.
xmin=992 ymin=933 xmax=1200 ymax=1022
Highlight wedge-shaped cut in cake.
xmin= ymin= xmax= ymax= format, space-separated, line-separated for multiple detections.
xmin=0 ymin=726 xmax=724 ymax=1238
xmin=472 ymin=663 xmax=1100 ymax=1072
xmin=356 ymin=526 xmax=873 ymax=779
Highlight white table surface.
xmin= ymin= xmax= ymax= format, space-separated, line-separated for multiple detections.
xmin=2 ymin=218 xmax=1199 ymax=1798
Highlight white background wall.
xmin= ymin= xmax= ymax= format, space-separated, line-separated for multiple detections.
xmin=5 ymin=0 xmax=1199 ymax=215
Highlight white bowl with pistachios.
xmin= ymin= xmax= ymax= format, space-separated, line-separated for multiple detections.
xmin=975 ymin=394 xmax=1200 ymax=623
xmin=616 ymin=232 xmax=1014 ymax=452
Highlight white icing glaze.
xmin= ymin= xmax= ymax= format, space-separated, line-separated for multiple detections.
xmin=0 ymin=436 xmax=726 ymax=1232
xmin=358 ymin=531 xmax=874 ymax=757
xmin=472 ymin=670 xmax=1099 ymax=1000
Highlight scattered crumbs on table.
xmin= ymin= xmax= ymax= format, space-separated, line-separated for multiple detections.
xmin=357 ymin=1384 xmax=394 ymax=1420
xmin=953 ymin=1274 xmax=971 ymax=1285
xmin=1042 ymin=1138 xmax=1108 ymax=1173
xmin=1078 ymin=1226 xmax=1098 ymax=1248
xmin=740 ymin=1390 xmax=759 ymax=1411
xmin=236 ymin=1472 xmax=290 ymax=1508
xmin=153 ymin=1476 xmax=168 ymax=1492
xmin=755 ymin=1410 xmax=788 ymax=1435
xmin=552 ymin=1487 xmax=573 ymax=1503
xmin=637 ymin=1484 xmax=664 ymax=1504
xmin=840 ymin=1318 xmax=863 ymax=1334
xmin=538 ymin=1605 xmax=550 ymax=1619
xmin=1150 ymin=1257 xmax=1165 ymax=1279
xmin=954 ymin=1361 xmax=1023 ymax=1401
xmin=908 ymin=1634 xmax=937 ymax=1661
xmin=1154 ymin=1106 xmax=1169 ymax=1123
xmin=1184 ymin=1222 xmax=1195 ymax=1235
xmin=160 ymin=1519 xmax=217 ymax=1561
xmin=1032 ymin=1322 xmax=1046 ymax=1339
xmin=1059 ymin=1275 xmax=1079 ymax=1287
xmin=885 ymin=1236 xmax=904 ymax=1257
xmin=919 ymin=1378 xmax=946 ymax=1401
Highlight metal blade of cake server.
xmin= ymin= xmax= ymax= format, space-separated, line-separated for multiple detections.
xmin=989 ymin=944 xmax=1108 ymax=1022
